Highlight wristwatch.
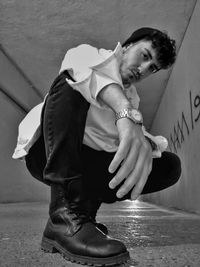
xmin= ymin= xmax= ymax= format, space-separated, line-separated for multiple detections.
xmin=115 ymin=108 xmax=143 ymax=125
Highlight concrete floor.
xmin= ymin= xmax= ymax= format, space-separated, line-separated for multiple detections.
xmin=0 ymin=200 xmax=200 ymax=267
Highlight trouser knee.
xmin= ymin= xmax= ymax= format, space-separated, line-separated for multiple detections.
xmin=167 ymin=152 xmax=182 ymax=186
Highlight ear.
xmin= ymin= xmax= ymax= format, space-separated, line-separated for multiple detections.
xmin=122 ymin=44 xmax=133 ymax=53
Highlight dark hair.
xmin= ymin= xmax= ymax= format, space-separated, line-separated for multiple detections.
xmin=123 ymin=27 xmax=176 ymax=69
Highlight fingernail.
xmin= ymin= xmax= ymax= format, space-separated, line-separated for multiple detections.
xmin=109 ymin=182 xmax=115 ymax=189
xmin=117 ymin=191 xmax=124 ymax=198
xmin=109 ymin=168 xmax=114 ymax=173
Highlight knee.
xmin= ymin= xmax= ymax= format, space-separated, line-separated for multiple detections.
xmin=166 ymin=152 xmax=182 ymax=185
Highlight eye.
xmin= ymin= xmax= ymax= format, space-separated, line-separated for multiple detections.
xmin=141 ymin=52 xmax=149 ymax=61
xmin=149 ymin=64 xmax=159 ymax=73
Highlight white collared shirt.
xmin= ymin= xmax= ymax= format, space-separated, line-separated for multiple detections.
xmin=12 ymin=43 xmax=167 ymax=160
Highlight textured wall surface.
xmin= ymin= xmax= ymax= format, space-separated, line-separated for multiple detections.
xmin=0 ymin=42 xmax=47 ymax=203
xmin=0 ymin=0 xmax=196 ymax=128
xmin=0 ymin=90 xmax=48 ymax=203
xmin=0 ymin=48 xmax=42 ymax=111
xmin=142 ymin=0 xmax=200 ymax=214
xmin=0 ymin=0 xmax=197 ymax=204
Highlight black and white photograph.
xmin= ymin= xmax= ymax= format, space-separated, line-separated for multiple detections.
xmin=0 ymin=0 xmax=200 ymax=266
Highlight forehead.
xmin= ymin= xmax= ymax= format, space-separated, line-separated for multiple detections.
xmin=137 ymin=40 xmax=157 ymax=57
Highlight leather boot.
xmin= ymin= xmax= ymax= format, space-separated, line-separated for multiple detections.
xmin=86 ymin=198 xmax=108 ymax=235
xmin=41 ymin=179 xmax=129 ymax=266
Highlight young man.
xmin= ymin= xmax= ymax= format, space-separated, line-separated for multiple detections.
xmin=13 ymin=27 xmax=181 ymax=266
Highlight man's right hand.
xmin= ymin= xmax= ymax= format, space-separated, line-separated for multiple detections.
xmin=98 ymin=83 xmax=153 ymax=199
xmin=108 ymin=118 xmax=153 ymax=200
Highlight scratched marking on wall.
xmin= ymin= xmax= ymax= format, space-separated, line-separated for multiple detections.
xmin=168 ymin=90 xmax=200 ymax=153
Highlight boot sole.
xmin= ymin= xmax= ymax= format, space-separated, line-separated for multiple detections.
xmin=41 ymin=236 xmax=130 ymax=266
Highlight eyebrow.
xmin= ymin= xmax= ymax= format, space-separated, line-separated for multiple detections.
xmin=144 ymin=48 xmax=152 ymax=60
xmin=144 ymin=48 xmax=160 ymax=72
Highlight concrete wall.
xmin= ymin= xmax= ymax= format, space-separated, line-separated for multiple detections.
xmin=0 ymin=0 xmax=197 ymax=206
xmin=142 ymin=0 xmax=200 ymax=214
xmin=1 ymin=0 xmax=192 ymax=96
xmin=0 ymin=48 xmax=49 ymax=203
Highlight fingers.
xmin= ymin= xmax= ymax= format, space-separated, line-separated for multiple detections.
xmin=109 ymin=118 xmax=153 ymax=200
xmin=109 ymin=140 xmax=139 ymax=189
xmin=130 ymin=158 xmax=152 ymax=200
xmin=114 ymin=144 xmax=152 ymax=199
xmin=108 ymin=138 xmax=130 ymax=173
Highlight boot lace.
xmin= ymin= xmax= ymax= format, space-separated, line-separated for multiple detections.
xmin=67 ymin=201 xmax=92 ymax=226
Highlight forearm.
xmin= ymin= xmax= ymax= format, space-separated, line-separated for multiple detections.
xmin=98 ymin=84 xmax=132 ymax=113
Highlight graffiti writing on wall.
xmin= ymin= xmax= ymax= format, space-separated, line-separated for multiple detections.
xmin=168 ymin=90 xmax=200 ymax=153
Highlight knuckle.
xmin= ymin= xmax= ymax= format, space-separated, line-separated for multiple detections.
xmin=122 ymin=163 xmax=133 ymax=176
xmin=114 ymin=175 xmax=122 ymax=183
xmin=123 ymin=181 xmax=134 ymax=193
xmin=118 ymin=165 xmax=129 ymax=178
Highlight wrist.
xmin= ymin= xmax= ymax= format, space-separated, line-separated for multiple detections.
xmin=115 ymin=108 xmax=143 ymax=126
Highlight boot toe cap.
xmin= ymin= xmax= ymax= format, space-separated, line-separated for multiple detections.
xmin=86 ymin=235 xmax=128 ymax=258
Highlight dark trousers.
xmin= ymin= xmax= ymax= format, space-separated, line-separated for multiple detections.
xmin=25 ymin=72 xmax=181 ymax=203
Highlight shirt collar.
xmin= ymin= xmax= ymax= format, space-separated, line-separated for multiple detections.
xmin=113 ymin=42 xmax=123 ymax=64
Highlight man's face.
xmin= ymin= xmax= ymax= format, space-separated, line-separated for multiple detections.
xmin=120 ymin=40 xmax=161 ymax=87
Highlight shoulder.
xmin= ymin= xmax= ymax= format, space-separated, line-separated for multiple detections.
xmin=65 ymin=42 xmax=122 ymax=62
xmin=67 ymin=44 xmax=98 ymax=56
xmin=65 ymin=44 xmax=114 ymax=66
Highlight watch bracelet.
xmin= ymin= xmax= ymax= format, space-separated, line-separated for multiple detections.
xmin=115 ymin=108 xmax=143 ymax=125
xmin=115 ymin=109 xmax=130 ymax=121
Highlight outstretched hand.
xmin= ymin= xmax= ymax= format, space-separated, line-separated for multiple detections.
xmin=108 ymin=118 xmax=152 ymax=200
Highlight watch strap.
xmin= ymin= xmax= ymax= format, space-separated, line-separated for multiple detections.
xmin=115 ymin=108 xmax=143 ymax=125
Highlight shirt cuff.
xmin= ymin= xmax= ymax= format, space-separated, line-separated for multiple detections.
xmin=142 ymin=127 xmax=168 ymax=158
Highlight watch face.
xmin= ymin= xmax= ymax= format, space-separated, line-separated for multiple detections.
xmin=130 ymin=109 xmax=142 ymax=122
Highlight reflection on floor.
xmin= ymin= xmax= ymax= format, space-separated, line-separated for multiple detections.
xmin=0 ymin=200 xmax=200 ymax=266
